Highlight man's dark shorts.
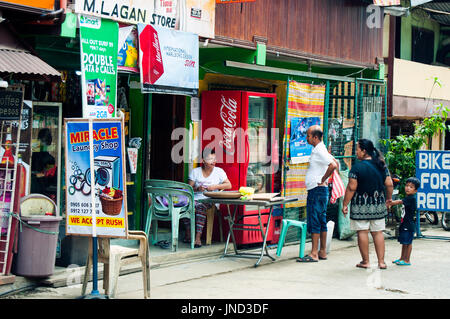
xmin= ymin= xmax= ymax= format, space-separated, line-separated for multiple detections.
xmin=306 ymin=186 xmax=329 ymax=234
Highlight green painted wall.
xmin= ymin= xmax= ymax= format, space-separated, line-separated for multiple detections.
xmin=400 ymin=11 xmax=440 ymax=62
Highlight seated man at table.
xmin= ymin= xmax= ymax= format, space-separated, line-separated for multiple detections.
xmin=183 ymin=148 xmax=232 ymax=248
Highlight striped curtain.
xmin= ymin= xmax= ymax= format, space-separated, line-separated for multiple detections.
xmin=282 ymin=81 xmax=326 ymax=208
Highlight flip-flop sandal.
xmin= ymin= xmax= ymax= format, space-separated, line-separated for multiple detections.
xmin=396 ymin=260 xmax=411 ymax=266
xmin=392 ymin=259 xmax=401 ymax=264
xmin=356 ymin=262 xmax=370 ymax=269
xmin=296 ymin=255 xmax=319 ymax=263
xmin=319 ymin=256 xmax=327 ymax=260
xmin=155 ymin=240 xmax=170 ymax=249
xmin=194 ymin=243 xmax=202 ymax=248
xmin=378 ymin=264 xmax=387 ymax=270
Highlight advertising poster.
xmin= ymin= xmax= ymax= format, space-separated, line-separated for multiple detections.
xmin=289 ymin=116 xmax=321 ymax=163
xmin=65 ymin=119 xmax=127 ymax=238
xmin=138 ymin=23 xmax=199 ymax=96
xmin=118 ymin=25 xmax=139 ymax=73
xmin=79 ymin=15 xmax=119 ymax=119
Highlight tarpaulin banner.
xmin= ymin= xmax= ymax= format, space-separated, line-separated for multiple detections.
xmin=64 ymin=119 xmax=127 ymax=238
xmin=373 ymin=0 xmax=401 ymax=6
xmin=138 ymin=23 xmax=199 ymax=96
xmin=79 ymin=15 xmax=119 ymax=119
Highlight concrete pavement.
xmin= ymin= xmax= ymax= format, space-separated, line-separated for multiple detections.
xmin=2 ymin=224 xmax=449 ymax=300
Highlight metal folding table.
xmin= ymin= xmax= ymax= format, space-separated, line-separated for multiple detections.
xmin=198 ymin=197 xmax=297 ymax=267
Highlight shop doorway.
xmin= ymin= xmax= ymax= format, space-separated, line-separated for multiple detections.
xmin=149 ymin=94 xmax=186 ymax=181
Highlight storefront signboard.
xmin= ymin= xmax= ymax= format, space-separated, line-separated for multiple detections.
xmin=138 ymin=23 xmax=199 ymax=96
xmin=416 ymin=150 xmax=450 ymax=212
xmin=64 ymin=118 xmax=127 ymax=238
xmin=79 ymin=15 xmax=119 ymax=119
xmin=74 ymin=0 xmax=179 ymax=28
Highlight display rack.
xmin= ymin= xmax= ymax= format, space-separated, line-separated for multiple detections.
xmin=0 ymin=120 xmax=21 ymax=276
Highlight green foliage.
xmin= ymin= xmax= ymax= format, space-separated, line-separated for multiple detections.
xmin=381 ymin=103 xmax=450 ymax=195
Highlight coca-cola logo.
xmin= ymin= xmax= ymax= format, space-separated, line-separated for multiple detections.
xmin=219 ymin=95 xmax=238 ymax=155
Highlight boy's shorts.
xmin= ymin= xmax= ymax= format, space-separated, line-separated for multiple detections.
xmin=350 ymin=218 xmax=385 ymax=232
xmin=398 ymin=228 xmax=414 ymax=245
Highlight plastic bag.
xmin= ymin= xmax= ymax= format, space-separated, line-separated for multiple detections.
xmin=338 ymin=170 xmax=356 ymax=240
xmin=156 ymin=193 xmax=189 ymax=207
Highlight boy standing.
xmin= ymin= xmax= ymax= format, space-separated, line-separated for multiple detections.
xmin=389 ymin=177 xmax=420 ymax=266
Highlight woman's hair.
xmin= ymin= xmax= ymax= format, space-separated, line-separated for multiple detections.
xmin=38 ymin=128 xmax=52 ymax=146
xmin=202 ymin=148 xmax=215 ymax=159
xmin=358 ymin=139 xmax=387 ymax=173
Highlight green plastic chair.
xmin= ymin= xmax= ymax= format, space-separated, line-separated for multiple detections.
xmin=144 ymin=180 xmax=195 ymax=251
xmin=276 ymin=219 xmax=307 ymax=259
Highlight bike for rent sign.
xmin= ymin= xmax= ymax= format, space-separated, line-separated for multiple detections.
xmin=416 ymin=150 xmax=450 ymax=211
xmin=64 ymin=118 xmax=127 ymax=238
xmin=79 ymin=15 xmax=119 ymax=119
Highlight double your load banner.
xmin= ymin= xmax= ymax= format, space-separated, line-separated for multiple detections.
xmin=64 ymin=119 xmax=127 ymax=238
xmin=79 ymin=15 xmax=119 ymax=119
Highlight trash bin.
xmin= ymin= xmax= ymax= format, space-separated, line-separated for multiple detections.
xmin=12 ymin=194 xmax=62 ymax=277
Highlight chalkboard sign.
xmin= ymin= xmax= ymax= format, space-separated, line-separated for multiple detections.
xmin=0 ymin=90 xmax=23 ymax=120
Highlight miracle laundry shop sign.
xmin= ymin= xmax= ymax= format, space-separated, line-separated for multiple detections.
xmin=79 ymin=15 xmax=119 ymax=119
xmin=65 ymin=119 xmax=127 ymax=238
xmin=416 ymin=150 xmax=450 ymax=211
xmin=138 ymin=23 xmax=199 ymax=96
xmin=0 ymin=91 xmax=23 ymax=120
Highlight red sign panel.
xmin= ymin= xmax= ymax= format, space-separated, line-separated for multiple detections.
xmin=216 ymin=0 xmax=255 ymax=3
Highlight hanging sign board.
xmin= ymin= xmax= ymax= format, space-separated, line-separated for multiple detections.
xmin=416 ymin=150 xmax=450 ymax=212
xmin=79 ymin=15 xmax=119 ymax=119
xmin=137 ymin=23 xmax=199 ymax=96
xmin=64 ymin=118 xmax=127 ymax=238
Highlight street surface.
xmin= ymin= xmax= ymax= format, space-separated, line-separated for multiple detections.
xmin=4 ymin=225 xmax=449 ymax=302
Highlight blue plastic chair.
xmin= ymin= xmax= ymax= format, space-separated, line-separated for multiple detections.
xmin=144 ymin=179 xmax=195 ymax=251
xmin=276 ymin=219 xmax=307 ymax=259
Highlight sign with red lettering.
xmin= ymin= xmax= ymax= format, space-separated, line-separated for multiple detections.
xmin=64 ymin=118 xmax=127 ymax=238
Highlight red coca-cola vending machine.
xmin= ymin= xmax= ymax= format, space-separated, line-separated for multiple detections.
xmin=201 ymin=91 xmax=279 ymax=245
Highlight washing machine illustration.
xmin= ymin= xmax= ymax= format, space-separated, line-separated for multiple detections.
xmin=85 ymin=156 xmax=121 ymax=189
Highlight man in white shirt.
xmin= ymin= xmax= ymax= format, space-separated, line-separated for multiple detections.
xmin=298 ymin=125 xmax=338 ymax=262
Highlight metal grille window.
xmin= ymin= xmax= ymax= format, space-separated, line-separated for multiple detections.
xmin=324 ymin=79 xmax=387 ymax=171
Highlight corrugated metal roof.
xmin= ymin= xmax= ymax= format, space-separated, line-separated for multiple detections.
xmin=0 ymin=48 xmax=61 ymax=78
xmin=421 ymin=1 xmax=450 ymax=26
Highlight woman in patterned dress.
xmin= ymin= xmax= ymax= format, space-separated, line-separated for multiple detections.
xmin=342 ymin=139 xmax=393 ymax=269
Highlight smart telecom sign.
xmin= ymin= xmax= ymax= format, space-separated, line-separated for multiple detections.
xmin=416 ymin=150 xmax=450 ymax=211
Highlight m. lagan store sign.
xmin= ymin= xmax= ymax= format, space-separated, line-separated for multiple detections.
xmin=75 ymin=0 xmax=180 ymax=28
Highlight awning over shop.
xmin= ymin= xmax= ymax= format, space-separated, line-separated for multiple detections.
xmin=0 ymin=23 xmax=60 ymax=81
xmin=0 ymin=48 xmax=61 ymax=79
